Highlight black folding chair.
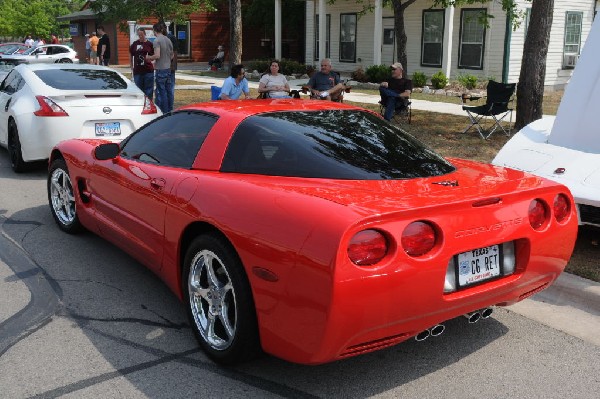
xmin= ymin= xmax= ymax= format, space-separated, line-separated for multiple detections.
xmin=462 ymin=80 xmax=516 ymax=139
xmin=379 ymin=96 xmax=412 ymax=125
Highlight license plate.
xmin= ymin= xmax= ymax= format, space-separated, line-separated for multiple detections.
xmin=95 ymin=122 xmax=121 ymax=136
xmin=456 ymin=245 xmax=502 ymax=287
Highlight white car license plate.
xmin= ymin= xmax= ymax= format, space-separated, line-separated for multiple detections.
xmin=456 ymin=245 xmax=502 ymax=287
xmin=95 ymin=122 xmax=121 ymax=136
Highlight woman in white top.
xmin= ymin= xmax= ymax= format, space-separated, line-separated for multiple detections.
xmin=258 ymin=60 xmax=291 ymax=98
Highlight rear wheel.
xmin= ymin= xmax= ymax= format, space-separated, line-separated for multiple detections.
xmin=183 ymin=234 xmax=260 ymax=365
xmin=48 ymin=158 xmax=83 ymax=233
xmin=8 ymin=120 xmax=26 ymax=173
xmin=58 ymin=58 xmax=73 ymax=63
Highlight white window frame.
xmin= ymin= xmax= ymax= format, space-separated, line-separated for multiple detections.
xmin=458 ymin=8 xmax=486 ymax=70
xmin=339 ymin=13 xmax=357 ymax=63
xmin=421 ymin=9 xmax=445 ymax=67
xmin=563 ymin=11 xmax=583 ymax=69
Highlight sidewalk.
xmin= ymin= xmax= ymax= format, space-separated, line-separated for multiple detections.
xmin=111 ymin=66 xmax=469 ymax=117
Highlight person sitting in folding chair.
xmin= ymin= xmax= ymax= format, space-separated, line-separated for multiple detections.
xmin=258 ymin=60 xmax=292 ymax=98
xmin=305 ymin=58 xmax=346 ymax=101
xmin=462 ymin=80 xmax=516 ymax=139
xmin=379 ymin=62 xmax=412 ymax=122
xmin=208 ymin=45 xmax=225 ymax=70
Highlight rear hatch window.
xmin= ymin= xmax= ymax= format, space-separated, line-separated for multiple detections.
xmin=34 ymin=69 xmax=128 ymax=90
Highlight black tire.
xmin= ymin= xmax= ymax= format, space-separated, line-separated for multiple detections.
xmin=183 ymin=234 xmax=260 ymax=365
xmin=58 ymin=58 xmax=73 ymax=63
xmin=8 ymin=120 xmax=27 ymax=173
xmin=47 ymin=158 xmax=83 ymax=234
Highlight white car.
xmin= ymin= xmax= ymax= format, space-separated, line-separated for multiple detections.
xmin=493 ymin=16 xmax=600 ymax=227
xmin=0 ymin=44 xmax=79 ymax=64
xmin=0 ymin=64 xmax=161 ymax=172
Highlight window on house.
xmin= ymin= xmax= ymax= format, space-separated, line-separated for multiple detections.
xmin=340 ymin=13 xmax=357 ymax=62
xmin=458 ymin=9 xmax=486 ymax=69
xmin=314 ymin=14 xmax=330 ymax=61
xmin=421 ymin=10 xmax=445 ymax=67
xmin=563 ymin=11 xmax=583 ymax=69
xmin=524 ymin=8 xmax=531 ymax=37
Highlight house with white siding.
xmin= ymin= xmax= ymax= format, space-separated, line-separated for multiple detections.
xmin=304 ymin=0 xmax=599 ymax=89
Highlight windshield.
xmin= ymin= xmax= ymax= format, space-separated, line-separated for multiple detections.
xmin=221 ymin=110 xmax=455 ymax=179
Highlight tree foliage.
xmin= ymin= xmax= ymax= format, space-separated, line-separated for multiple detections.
xmin=0 ymin=0 xmax=85 ymax=38
xmin=90 ymin=0 xmax=219 ymax=24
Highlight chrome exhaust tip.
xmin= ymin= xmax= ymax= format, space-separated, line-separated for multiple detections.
xmin=415 ymin=330 xmax=430 ymax=341
xmin=429 ymin=324 xmax=445 ymax=337
xmin=480 ymin=307 xmax=494 ymax=319
xmin=463 ymin=311 xmax=481 ymax=324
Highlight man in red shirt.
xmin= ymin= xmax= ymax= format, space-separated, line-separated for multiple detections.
xmin=129 ymin=28 xmax=154 ymax=100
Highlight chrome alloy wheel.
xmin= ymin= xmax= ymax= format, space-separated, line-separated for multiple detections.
xmin=188 ymin=249 xmax=237 ymax=351
xmin=49 ymin=167 xmax=76 ymax=226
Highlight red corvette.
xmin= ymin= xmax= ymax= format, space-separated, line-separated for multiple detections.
xmin=47 ymin=100 xmax=577 ymax=365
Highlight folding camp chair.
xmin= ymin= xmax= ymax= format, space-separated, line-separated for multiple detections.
xmin=462 ymin=80 xmax=516 ymax=139
xmin=379 ymin=95 xmax=412 ymax=125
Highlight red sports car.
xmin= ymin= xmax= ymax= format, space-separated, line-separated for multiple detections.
xmin=47 ymin=100 xmax=578 ymax=365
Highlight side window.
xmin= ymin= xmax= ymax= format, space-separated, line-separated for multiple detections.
xmin=563 ymin=11 xmax=583 ymax=69
xmin=120 ymin=111 xmax=217 ymax=169
xmin=0 ymin=71 xmax=22 ymax=95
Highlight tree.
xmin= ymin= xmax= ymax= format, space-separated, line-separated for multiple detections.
xmin=431 ymin=0 xmax=553 ymax=130
xmin=90 ymin=1 xmax=219 ymax=27
xmin=0 ymin=0 xmax=85 ymax=38
xmin=229 ymin=0 xmax=243 ymax=66
xmin=514 ymin=1 xmax=553 ymax=130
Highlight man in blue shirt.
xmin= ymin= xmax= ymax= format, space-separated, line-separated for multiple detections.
xmin=220 ymin=64 xmax=250 ymax=100
xmin=306 ymin=58 xmax=345 ymax=101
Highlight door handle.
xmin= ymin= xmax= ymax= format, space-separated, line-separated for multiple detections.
xmin=150 ymin=178 xmax=166 ymax=190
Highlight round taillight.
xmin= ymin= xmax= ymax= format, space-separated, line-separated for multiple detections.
xmin=528 ymin=199 xmax=549 ymax=230
xmin=347 ymin=229 xmax=388 ymax=266
xmin=401 ymin=221 xmax=436 ymax=257
xmin=553 ymin=194 xmax=571 ymax=223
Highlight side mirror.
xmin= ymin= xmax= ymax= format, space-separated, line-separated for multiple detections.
xmin=94 ymin=142 xmax=120 ymax=160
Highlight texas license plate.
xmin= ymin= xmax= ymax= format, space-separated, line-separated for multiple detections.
xmin=456 ymin=245 xmax=502 ymax=287
xmin=95 ymin=122 xmax=121 ymax=136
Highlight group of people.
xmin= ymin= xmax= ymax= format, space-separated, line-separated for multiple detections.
xmin=84 ymin=27 xmax=110 ymax=66
xmin=129 ymin=22 xmax=178 ymax=114
xmin=217 ymin=57 xmax=412 ymax=119
xmin=23 ymin=34 xmax=59 ymax=48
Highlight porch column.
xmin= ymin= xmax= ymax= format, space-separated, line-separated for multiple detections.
xmin=275 ymin=0 xmax=282 ymax=59
xmin=373 ymin=0 xmax=383 ymax=65
xmin=127 ymin=21 xmax=137 ymax=45
xmin=442 ymin=7 xmax=454 ymax=79
xmin=319 ymin=0 xmax=326 ymax=61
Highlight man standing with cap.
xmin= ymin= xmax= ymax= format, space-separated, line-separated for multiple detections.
xmin=379 ymin=62 xmax=412 ymax=121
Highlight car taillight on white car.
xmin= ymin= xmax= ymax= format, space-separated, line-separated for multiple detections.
xmin=33 ymin=96 xmax=68 ymax=117
xmin=142 ymin=96 xmax=158 ymax=114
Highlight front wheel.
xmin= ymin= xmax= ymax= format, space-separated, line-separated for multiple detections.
xmin=183 ymin=234 xmax=260 ymax=365
xmin=48 ymin=158 xmax=83 ymax=234
xmin=58 ymin=58 xmax=73 ymax=63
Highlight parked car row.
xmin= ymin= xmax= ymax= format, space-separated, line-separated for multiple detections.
xmin=0 ymin=44 xmax=79 ymax=65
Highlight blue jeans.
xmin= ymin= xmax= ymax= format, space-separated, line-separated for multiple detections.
xmin=155 ymin=69 xmax=173 ymax=113
xmin=380 ymin=87 xmax=407 ymax=121
xmin=133 ymin=72 xmax=154 ymax=101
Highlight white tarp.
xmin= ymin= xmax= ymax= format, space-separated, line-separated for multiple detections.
xmin=548 ymin=16 xmax=600 ymax=153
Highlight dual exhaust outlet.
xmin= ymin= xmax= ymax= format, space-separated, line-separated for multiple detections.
xmin=463 ymin=307 xmax=494 ymax=324
xmin=414 ymin=307 xmax=494 ymax=342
